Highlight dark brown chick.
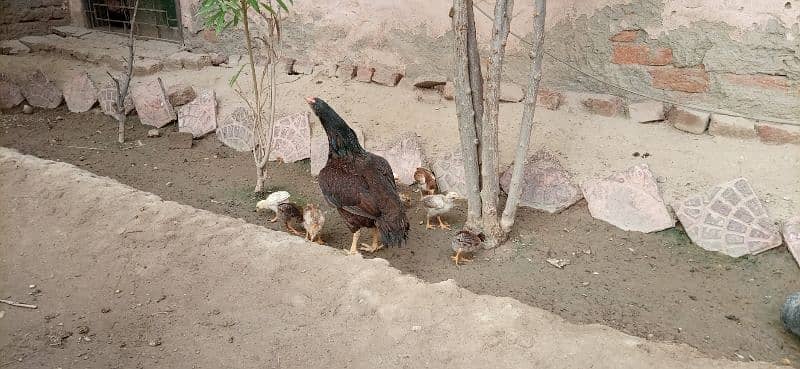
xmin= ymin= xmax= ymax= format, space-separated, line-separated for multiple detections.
xmin=450 ymin=228 xmax=485 ymax=265
xmin=277 ymin=202 xmax=304 ymax=236
xmin=414 ymin=167 xmax=437 ymax=199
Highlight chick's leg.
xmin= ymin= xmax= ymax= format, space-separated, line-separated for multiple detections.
xmin=268 ymin=212 xmax=278 ymax=223
xmin=450 ymin=249 xmax=473 ymax=265
xmin=315 ymin=234 xmax=325 ymax=245
xmin=286 ymin=222 xmax=302 ymax=236
xmin=348 ymin=230 xmax=361 ymax=255
xmin=437 ymin=216 xmax=451 ymax=230
xmin=360 ymin=228 xmax=384 ymax=253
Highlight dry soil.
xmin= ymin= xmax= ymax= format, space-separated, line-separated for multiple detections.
xmin=0 ymin=107 xmax=798 ymax=366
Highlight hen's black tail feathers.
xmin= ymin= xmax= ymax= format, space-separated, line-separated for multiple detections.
xmin=376 ymin=212 xmax=410 ymax=247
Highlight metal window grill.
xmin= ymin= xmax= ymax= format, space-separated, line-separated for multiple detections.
xmin=84 ymin=0 xmax=183 ymax=43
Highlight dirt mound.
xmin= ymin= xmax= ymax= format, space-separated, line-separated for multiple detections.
xmin=0 ymin=147 xmax=783 ymax=368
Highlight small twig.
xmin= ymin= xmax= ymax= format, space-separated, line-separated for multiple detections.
xmin=63 ymin=145 xmax=106 ymax=151
xmin=0 ymin=299 xmax=38 ymax=309
xmin=276 ymin=75 xmax=301 ymax=85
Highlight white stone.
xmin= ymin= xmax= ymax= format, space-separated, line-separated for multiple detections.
xmin=673 ymin=178 xmax=783 ymax=257
xmin=178 ymin=89 xmax=217 ymax=138
xmin=582 ymin=164 xmax=674 ymax=233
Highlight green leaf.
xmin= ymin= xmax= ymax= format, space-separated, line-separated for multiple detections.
xmin=274 ymin=0 xmax=289 ymax=12
xmin=229 ymin=64 xmax=247 ymax=86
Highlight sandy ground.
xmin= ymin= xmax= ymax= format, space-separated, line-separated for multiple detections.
xmin=1 ymin=108 xmax=799 ymax=365
xmin=0 ymin=147 xmax=791 ymax=369
xmin=0 ymin=53 xmax=798 ymax=222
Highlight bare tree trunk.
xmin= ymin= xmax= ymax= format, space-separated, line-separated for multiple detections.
xmin=114 ymin=0 xmax=139 ymax=144
xmin=480 ymin=0 xmax=513 ymax=247
xmin=500 ymin=0 xmax=547 ymax=233
xmin=451 ymin=0 xmax=483 ymax=228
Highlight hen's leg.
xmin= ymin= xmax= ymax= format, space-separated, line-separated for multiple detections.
xmin=437 ymin=216 xmax=451 ymax=230
xmin=348 ymin=230 xmax=361 ymax=255
xmin=425 ymin=215 xmax=435 ymax=230
xmin=360 ymin=228 xmax=384 ymax=252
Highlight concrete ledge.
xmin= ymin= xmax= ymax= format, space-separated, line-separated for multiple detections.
xmin=0 ymin=147 xmax=780 ymax=369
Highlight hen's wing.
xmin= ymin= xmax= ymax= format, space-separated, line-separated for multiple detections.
xmin=319 ymin=153 xmax=400 ymax=221
xmin=421 ymin=194 xmax=445 ymax=210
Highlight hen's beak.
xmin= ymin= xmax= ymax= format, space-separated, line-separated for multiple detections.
xmin=305 ymin=96 xmax=316 ymax=105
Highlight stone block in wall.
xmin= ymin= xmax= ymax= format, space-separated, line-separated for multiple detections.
xmin=667 ymin=106 xmax=710 ymax=134
xmin=648 ymin=66 xmax=709 ymax=93
xmin=628 ymin=100 xmax=666 ymax=123
xmin=612 ymin=44 xmax=672 ymax=66
xmin=755 ymin=122 xmax=800 ymax=145
xmin=708 ymin=114 xmax=757 ymax=139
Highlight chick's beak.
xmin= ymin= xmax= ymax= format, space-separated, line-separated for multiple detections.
xmin=304 ymin=96 xmax=316 ymax=105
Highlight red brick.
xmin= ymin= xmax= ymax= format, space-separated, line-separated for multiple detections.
xmin=722 ymin=73 xmax=791 ymax=92
xmin=708 ymin=114 xmax=757 ymax=139
xmin=335 ymin=64 xmax=356 ymax=79
xmin=648 ymin=66 xmax=709 ymax=93
xmin=372 ymin=68 xmax=403 ymax=87
xmin=648 ymin=48 xmax=673 ymax=66
xmin=536 ymin=89 xmax=563 ymax=110
xmin=612 ymin=44 xmax=673 ymax=66
xmin=355 ymin=66 xmax=374 ymax=83
xmin=755 ymin=122 xmax=800 ymax=145
xmin=581 ymin=94 xmax=626 ymax=117
xmin=667 ymin=106 xmax=710 ymax=134
xmin=610 ymin=30 xmax=639 ymax=42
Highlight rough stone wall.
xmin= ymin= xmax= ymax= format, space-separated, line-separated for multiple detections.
xmin=0 ymin=0 xmax=71 ymax=40
xmin=177 ymin=0 xmax=800 ymax=122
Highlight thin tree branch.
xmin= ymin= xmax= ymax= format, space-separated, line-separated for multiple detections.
xmin=451 ymin=0 xmax=483 ymax=228
xmin=116 ymin=0 xmax=139 ymax=144
xmin=500 ymin=0 xmax=547 ymax=233
xmin=480 ymin=0 xmax=514 ymax=246
xmin=0 ymin=299 xmax=37 ymax=309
